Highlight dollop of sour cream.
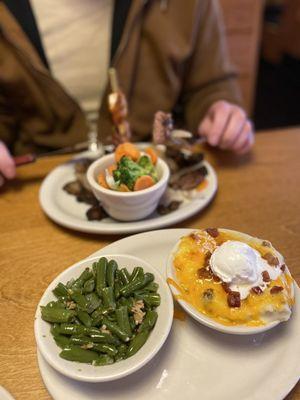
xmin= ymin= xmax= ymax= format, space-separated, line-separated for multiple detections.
xmin=209 ymin=241 xmax=282 ymax=299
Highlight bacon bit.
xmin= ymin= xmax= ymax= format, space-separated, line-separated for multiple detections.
xmin=280 ymin=264 xmax=286 ymax=272
xmin=204 ymin=252 xmax=211 ymax=268
xmin=227 ymin=291 xmax=241 ymax=308
xmin=270 ymin=286 xmax=284 ymax=294
xmin=205 ymin=228 xmax=219 ymax=238
xmin=251 ymin=286 xmax=263 ymax=295
xmin=263 ymin=252 xmax=280 ymax=266
xmin=262 ymin=240 xmax=271 ymax=247
xmin=262 ymin=270 xmax=271 ymax=282
xmin=213 ymin=274 xmax=221 ymax=283
xmin=197 ymin=267 xmax=213 ymax=280
xmin=222 ymin=282 xmax=231 ymax=293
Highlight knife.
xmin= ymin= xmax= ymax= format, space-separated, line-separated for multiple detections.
xmin=13 ymin=141 xmax=91 ymax=166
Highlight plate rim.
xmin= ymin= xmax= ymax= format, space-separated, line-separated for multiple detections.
xmin=39 ymin=158 xmax=218 ymax=234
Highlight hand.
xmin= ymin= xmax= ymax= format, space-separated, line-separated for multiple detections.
xmin=198 ymin=101 xmax=254 ymax=154
xmin=0 ymin=141 xmax=16 ymax=187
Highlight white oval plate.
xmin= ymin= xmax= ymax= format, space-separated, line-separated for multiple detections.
xmin=37 ymin=229 xmax=300 ymax=400
xmin=39 ymin=155 xmax=217 ymax=234
xmin=35 ymin=254 xmax=173 ymax=382
xmin=166 ymin=228 xmax=294 ymax=335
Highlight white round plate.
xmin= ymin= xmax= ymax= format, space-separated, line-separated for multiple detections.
xmin=35 ymin=255 xmax=173 ymax=382
xmin=39 ymin=155 xmax=217 ymax=234
xmin=37 ymin=229 xmax=300 ymax=400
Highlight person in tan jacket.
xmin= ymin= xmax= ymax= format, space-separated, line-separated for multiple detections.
xmin=0 ymin=0 xmax=254 ymax=186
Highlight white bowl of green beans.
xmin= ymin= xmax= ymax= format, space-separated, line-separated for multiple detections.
xmin=34 ymin=254 xmax=173 ymax=382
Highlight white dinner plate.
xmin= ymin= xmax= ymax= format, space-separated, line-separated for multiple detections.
xmin=39 ymin=154 xmax=217 ymax=234
xmin=37 ymin=229 xmax=300 ymax=400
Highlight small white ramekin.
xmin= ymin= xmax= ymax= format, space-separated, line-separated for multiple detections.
xmin=87 ymin=154 xmax=170 ymax=221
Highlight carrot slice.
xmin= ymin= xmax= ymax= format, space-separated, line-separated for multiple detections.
xmin=115 ymin=142 xmax=140 ymax=163
xmin=134 ymin=175 xmax=155 ymax=191
xmin=119 ymin=183 xmax=130 ymax=192
xmin=145 ymin=147 xmax=158 ymax=164
xmin=97 ymin=173 xmax=109 ymax=189
xmin=107 ymin=164 xmax=117 ymax=175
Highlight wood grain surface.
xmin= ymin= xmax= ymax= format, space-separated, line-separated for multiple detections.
xmin=0 ymin=128 xmax=299 ymax=400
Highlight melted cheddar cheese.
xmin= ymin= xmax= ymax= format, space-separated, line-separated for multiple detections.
xmin=171 ymin=230 xmax=294 ymax=327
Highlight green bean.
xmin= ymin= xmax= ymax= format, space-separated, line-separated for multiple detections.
xmin=53 ymin=334 xmax=71 ymax=349
xmin=72 ymin=268 xmax=93 ymax=290
xmin=52 ymin=282 xmax=69 ymax=298
xmin=126 ymin=330 xmax=150 ymax=358
xmin=115 ymin=343 xmax=128 ymax=361
xmin=102 ymin=287 xmax=116 ymax=310
xmin=119 ymin=268 xmax=130 ymax=285
xmin=46 ymin=301 xmax=65 ymax=309
xmin=142 ymin=282 xmax=159 ymax=293
xmin=77 ymin=310 xmax=92 ymax=328
xmin=70 ymin=292 xmax=89 ymax=311
xmin=86 ymin=292 xmax=101 ymax=314
xmin=69 ymin=336 xmax=94 ymax=346
xmin=120 ymin=273 xmax=154 ymax=297
xmin=87 ymin=332 xmax=120 ymax=345
xmin=114 ymin=279 xmax=122 ymax=299
xmin=41 ymin=306 xmax=74 ymax=323
xmin=51 ymin=323 xmax=61 ymax=336
xmin=92 ymin=354 xmax=114 ymax=366
xmin=116 ymin=306 xmax=132 ymax=337
xmin=139 ymin=310 xmax=158 ymax=332
xmin=83 ymin=278 xmax=95 ymax=294
xmin=129 ymin=267 xmax=144 ymax=282
xmin=106 ymin=260 xmax=118 ymax=288
xmin=60 ymin=346 xmax=99 ymax=363
xmin=93 ymin=343 xmax=118 ymax=357
xmin=59 ymin=323 xmax=87 ymax=336
xmin=129 ymin=316 xmax=136 ymax=331
xmin=96 ymin=257 xmax=108 ymax=295
xmin=136 ymin=293 xmax=161 ymax=307
xmin=102 ymin=317 xmax=130 ymax=342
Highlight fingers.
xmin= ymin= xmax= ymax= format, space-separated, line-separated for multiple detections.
xmin=199 ymin=101 xmax=232 ymax=146
xmin=219 ymin=108 xmax=247 ymax=150
xmin=0 ymin=141 xmax=16 ymax=180
xmin=198 ymin=101 xmax=254 ymax=154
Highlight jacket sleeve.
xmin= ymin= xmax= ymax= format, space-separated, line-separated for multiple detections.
xmin=182 ymin=0 xmax=243 ymax=134
xmin=0 ymin=94 xmax=18 ymax=150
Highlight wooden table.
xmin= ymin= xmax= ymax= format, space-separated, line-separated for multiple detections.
xmin=0 ymin=127 xmax=299 ymax=400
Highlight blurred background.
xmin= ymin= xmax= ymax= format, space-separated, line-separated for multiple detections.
xmin=220 ymin=0 xmax=300 ymax=130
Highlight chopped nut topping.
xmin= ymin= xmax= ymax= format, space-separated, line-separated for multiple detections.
xmin=262 ymin=270 xmax=271 ymax=282
xmin=270 ymin=286 xmax=284 ymax=294
xmin=66 ymin=301 xmax=76 ymax=310
xmin=131 ymin=300 xmax=146 ymax=325
xmin=81 ymin=343 xmax=94 ymax=349
xmin=197 ymin=267 xmax=213 ymax=280
xmin=262 ymin=240 xmax=271 ymax=247
xmin=100 ymin=324 xmax=111 ymax=334
xmin=205 ymin=228 xmax=219 ymax=238
xmin=251 ymin=286 xmax=263 ymax=295
xmin=263 ymin=252 xmax=280 ymax=266
xmin=227 ymin=291 xmax=241 ymax=308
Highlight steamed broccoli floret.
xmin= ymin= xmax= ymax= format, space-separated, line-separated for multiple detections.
xmin=138 ymin=155 xmax=158 ymax=181
xmin=113 ymin=156 xmax=157 ymax=190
